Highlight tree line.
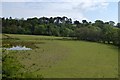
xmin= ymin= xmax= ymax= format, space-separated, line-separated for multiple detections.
xmin=1 ymin=16 xmax=120 ymax=47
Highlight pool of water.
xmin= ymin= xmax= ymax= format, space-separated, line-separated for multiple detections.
xmin=5 ymin=46 xmax=32 ymax=50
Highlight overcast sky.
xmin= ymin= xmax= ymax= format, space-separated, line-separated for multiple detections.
xmin=1 ymin=0 xmax=119 ymax=23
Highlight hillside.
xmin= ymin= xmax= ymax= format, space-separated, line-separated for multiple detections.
xmin=2 ymin=34 xmax=118 ymax=78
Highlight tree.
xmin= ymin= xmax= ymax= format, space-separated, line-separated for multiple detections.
xmin=2 ymin=16 xmax=120 ymax=47
xmin=116 ymin=23 xmax=120 ymax=28
xmin=34 ymin=25 xmax=46 ymax=35
xmin=94 ymin=20 xmax=104 ymax=29
xmin=74 ymin=20 xmax=80 ymax=28
xmin=82 ymin=20 xmax=88 ymax=24
xmin=109 ymin=21 xmax=115 ymax=26
xmin=101 ymin=24 xmax=115 ymax=44
xmin=111 ymin=28 xmax=119 ymax=45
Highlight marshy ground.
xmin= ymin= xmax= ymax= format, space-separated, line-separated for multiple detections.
xmin=2 ymin=34 xmax=118 ymax=78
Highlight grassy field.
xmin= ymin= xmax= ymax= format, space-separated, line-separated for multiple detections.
xmin=2 ymin=34 xmax=118 ymax=78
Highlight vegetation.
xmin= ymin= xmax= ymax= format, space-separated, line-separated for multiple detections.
xmin=2 ymin=52 xmax=43 ymax=78
xmin=2 ymin=17 xmax=120 ymax=46
xmin=1 ymin=16 xmax=119 ymax=78
xmin=2 ymin=34 xmax=118 ymax=78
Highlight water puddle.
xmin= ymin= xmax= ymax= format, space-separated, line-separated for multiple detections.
xmin=5 ymin=46 xmax=32 ymax=50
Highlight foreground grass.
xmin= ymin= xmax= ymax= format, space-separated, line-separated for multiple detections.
xmin=33 ymin=40 xmax=118 ymax=78
xmin=2 ymin=34 xmax=118 ymax=78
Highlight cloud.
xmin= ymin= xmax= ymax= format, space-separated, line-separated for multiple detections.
xmin=2 ymin=0 xmax=114 ymax=22
xmin=1 ymin=0 xmax=119 ymax=2
xmin=72 ymin=0 xmax=109 ymax=11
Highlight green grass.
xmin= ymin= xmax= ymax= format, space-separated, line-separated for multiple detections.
xmin=2 ymin=34 xmax=64 ymax=40
xmin=2 ymin=34 xmax=118 ymax=78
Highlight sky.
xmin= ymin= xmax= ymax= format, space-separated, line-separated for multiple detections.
xmin=1 ymin=0 xmax=119 ymax=23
